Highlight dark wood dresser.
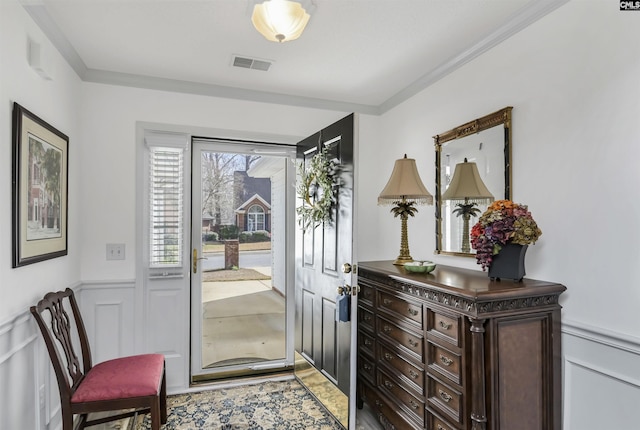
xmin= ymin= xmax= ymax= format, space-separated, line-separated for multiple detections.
xmin=356 ymin=260 xmax=566 ymax=430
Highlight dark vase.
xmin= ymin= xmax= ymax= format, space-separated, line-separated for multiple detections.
xmin=488 ymin=244 xmax=528 ymax=282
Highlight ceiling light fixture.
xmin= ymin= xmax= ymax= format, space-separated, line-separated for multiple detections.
xmin=251 ymin=0 xmax=314 ymax=43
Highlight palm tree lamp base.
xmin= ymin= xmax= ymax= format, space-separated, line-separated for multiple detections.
xmin=393 ymin=255 xmax=414 ymax=266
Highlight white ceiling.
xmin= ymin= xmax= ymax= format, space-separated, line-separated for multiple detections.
xmin=23 ymin=0 xmax=567 ymax=115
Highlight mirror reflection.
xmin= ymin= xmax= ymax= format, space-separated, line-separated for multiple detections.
xmin=434 ymin=107 xmax=512 ymax=256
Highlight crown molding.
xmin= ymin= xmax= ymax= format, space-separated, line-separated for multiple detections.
xmin=22 ymin=1 xmax=89 ymax=79
xmin=83 ymin=68 xmax=380 ymax=115
xmin=379 ymin=0 xmax=570 ymax=113
xmin=21 ymin=0 xmax=567 ymax=116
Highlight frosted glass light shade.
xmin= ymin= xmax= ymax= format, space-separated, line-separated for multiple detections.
xmin=252 ymin=0 xmax=311 ymax=42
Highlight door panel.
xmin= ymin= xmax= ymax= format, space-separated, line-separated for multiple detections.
xmin=294 ymin=114 xmax=355 ymax=428
xmin=302 ymin=290 xmax=314 ymax=359
xmin=322 ymin=297 xmax=337 ymax=380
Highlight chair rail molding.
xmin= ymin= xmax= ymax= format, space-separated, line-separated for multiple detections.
xmin=561 ymin=318 xmax=640 ymax=354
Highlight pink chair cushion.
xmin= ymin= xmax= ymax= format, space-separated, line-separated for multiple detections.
xmin=72 ymin=354 xmax=164 ymax=403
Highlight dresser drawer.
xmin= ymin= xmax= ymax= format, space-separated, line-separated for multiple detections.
xmin=378 ymin=368 xmax=425 ymax=426
xmin=358 ymin=330 xmax=376 ymax=358
xmin=359 ymin=282 xmax=375 ymax=307
xmin=378 ymin=344 xmax=424 ymax=395
xmin=358 ymin=353 xmax=375 ymax=383
xmin=378 ymin=290 xmax=423 ymax=328
xmin=428 ymin=308 xmax=461 ymax=346
xmin=377 ymin=315 xmax=424 ymax=361
xmin=358 ymin=306 xmax=375 ymax=332
xmin=362 ymin=382 xmax=422 ymax=430
xmin=427 ymin=341 xmax=462 ymax=385
xmin=427 ymin=411 xmax=456 ymax=430
xmin=427 ymin=375 xmax=463 ymax=425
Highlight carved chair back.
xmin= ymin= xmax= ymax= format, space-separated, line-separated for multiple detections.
xmin=30 ymin=288 xmax=92 ymax=404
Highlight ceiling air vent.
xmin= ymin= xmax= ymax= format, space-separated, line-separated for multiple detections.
xmin=232 ymin=55 xmax=272 ymax=72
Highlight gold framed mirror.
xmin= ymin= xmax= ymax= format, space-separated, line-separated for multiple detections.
xmin=434 ymin=107 xmax=512 ymax=257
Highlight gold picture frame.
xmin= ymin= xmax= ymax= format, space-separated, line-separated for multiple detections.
xmin=12 ymin=103 xmax=69 ymax=267
xmin=434 ymin=107 xmax=512 ymax=257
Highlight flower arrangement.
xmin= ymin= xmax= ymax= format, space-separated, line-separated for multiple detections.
xmin=470 ymin=200 xmax=542 ymax=270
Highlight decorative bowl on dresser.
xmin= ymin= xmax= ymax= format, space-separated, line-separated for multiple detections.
xmin=356 ymin=260 xmax=566 ymax=430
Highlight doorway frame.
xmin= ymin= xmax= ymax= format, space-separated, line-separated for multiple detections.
xmin=189 ymin=138 xmax=297 ymax=382
xmin=136 ymin=122 xmax=304 ymax=393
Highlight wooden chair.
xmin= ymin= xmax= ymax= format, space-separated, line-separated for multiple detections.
xmin=30 ymin=288 xmax=167 ymax=430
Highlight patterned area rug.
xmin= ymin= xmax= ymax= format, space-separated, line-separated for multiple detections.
xmin=131 ymin=379 xmax=342 ymax=429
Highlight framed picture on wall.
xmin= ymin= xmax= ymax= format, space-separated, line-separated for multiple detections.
xmin=12 ymin=103 xmax=69 ymax=268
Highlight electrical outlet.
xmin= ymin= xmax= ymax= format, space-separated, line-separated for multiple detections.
xmin=106 ymin=243 xmax=125 ymax=260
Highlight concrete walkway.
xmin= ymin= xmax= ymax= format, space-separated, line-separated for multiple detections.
xmin=201 ymin=266 xmax=285 ymax=368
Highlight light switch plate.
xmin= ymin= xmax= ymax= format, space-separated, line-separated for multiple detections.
xmin=106 ymin=243 xmax=125 ymax=260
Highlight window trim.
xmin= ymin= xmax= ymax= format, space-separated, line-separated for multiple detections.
xmin=144 ymin=131 xmax=189 ymax=275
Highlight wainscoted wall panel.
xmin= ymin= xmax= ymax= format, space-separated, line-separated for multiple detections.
xmin=0 ymin=313 xmax=39 ymax=430
xmin=4 ymin=294 xmax=639 ymax=429
xmin=146 ymin=284 xmax=187 ymax=392
xmin=562 ymin=320 xmax=640 ymax=429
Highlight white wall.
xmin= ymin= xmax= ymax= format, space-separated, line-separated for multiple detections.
xmin=0 ymin=2 xmax=82 ymax=429
xmin=366 ymin=0 xmax=640 ymax=336
xmin=360 ymin=2 xmax=640 ymax=427
xmin=0 ymin=0 xmax=82 ymax=319
xmin=77 ymin=83 xmax=346 ymax=282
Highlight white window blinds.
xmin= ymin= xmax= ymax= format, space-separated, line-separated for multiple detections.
xmin=146 ymin=133 xmax=187 ymax=268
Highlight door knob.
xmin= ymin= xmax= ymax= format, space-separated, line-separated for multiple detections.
xmin=337 ymin=284 xmax=352 ymax=295
xmin=341 ymin=263 xmax=352 ymax=274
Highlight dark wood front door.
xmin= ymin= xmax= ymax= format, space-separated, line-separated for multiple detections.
xmin=294 ymin=114 xmax=355 ymax=428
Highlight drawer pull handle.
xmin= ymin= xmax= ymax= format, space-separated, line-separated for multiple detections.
xmin=408 ymin=369 xmax=419 ymax=379
xmin=438 ymin=320 xmax=452 ymax=330
xmin=409 ymin=400 xmax=419 ymax=410
xmin=384 ymin=380 xmax=394 ymax=389
xmin=439 ymin=355 xmax=453 ymax=366
xmin=364 ymin=338 xmax=373 ymax=346
xmin=383 ymin=325 xmax=393 ymax=333
xmin=363 ymin=363 xmax=372 ymax=371
xmin=383 ymin=298 xmax=393 ymax=305
xmin=375 ymin=399 xmax=383 ymax=409
xmin=437 ymin=425 xmax=446 ymax=430
xmin=408 ymin=308 xmax=418 ymax=316
xmin=384 ymin=353 xmax=394 ymax=361
xmin=438 ymin=389 xmax=452 ymax=403
xmin=364 ymin=314 xmax=372 ymax=322
xmin=408 ymin=339 xmax=418 ymax=347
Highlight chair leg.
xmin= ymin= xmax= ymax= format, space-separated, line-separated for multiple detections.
xmin=160 ymin=371 xmax=167 ymax=423
xmin=151 ymin=396 xmax=161 ymax=430
xmin=62 ymin=412 xmax=74 ymax=430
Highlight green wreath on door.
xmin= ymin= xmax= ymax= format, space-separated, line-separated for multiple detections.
xmin=296 ymin=147 xmax=338 ymax=231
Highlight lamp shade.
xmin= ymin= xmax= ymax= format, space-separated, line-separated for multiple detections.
xmin=251 ymin=0 xmax=312 ymax=42
xmin=442 ymin=159 xmax=494 ymax=203
xmin=378 ymin=155 xmax=433 ymax=205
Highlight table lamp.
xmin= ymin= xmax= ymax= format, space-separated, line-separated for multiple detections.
xmin=378 ymin=155 xmax=433 ymax=265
